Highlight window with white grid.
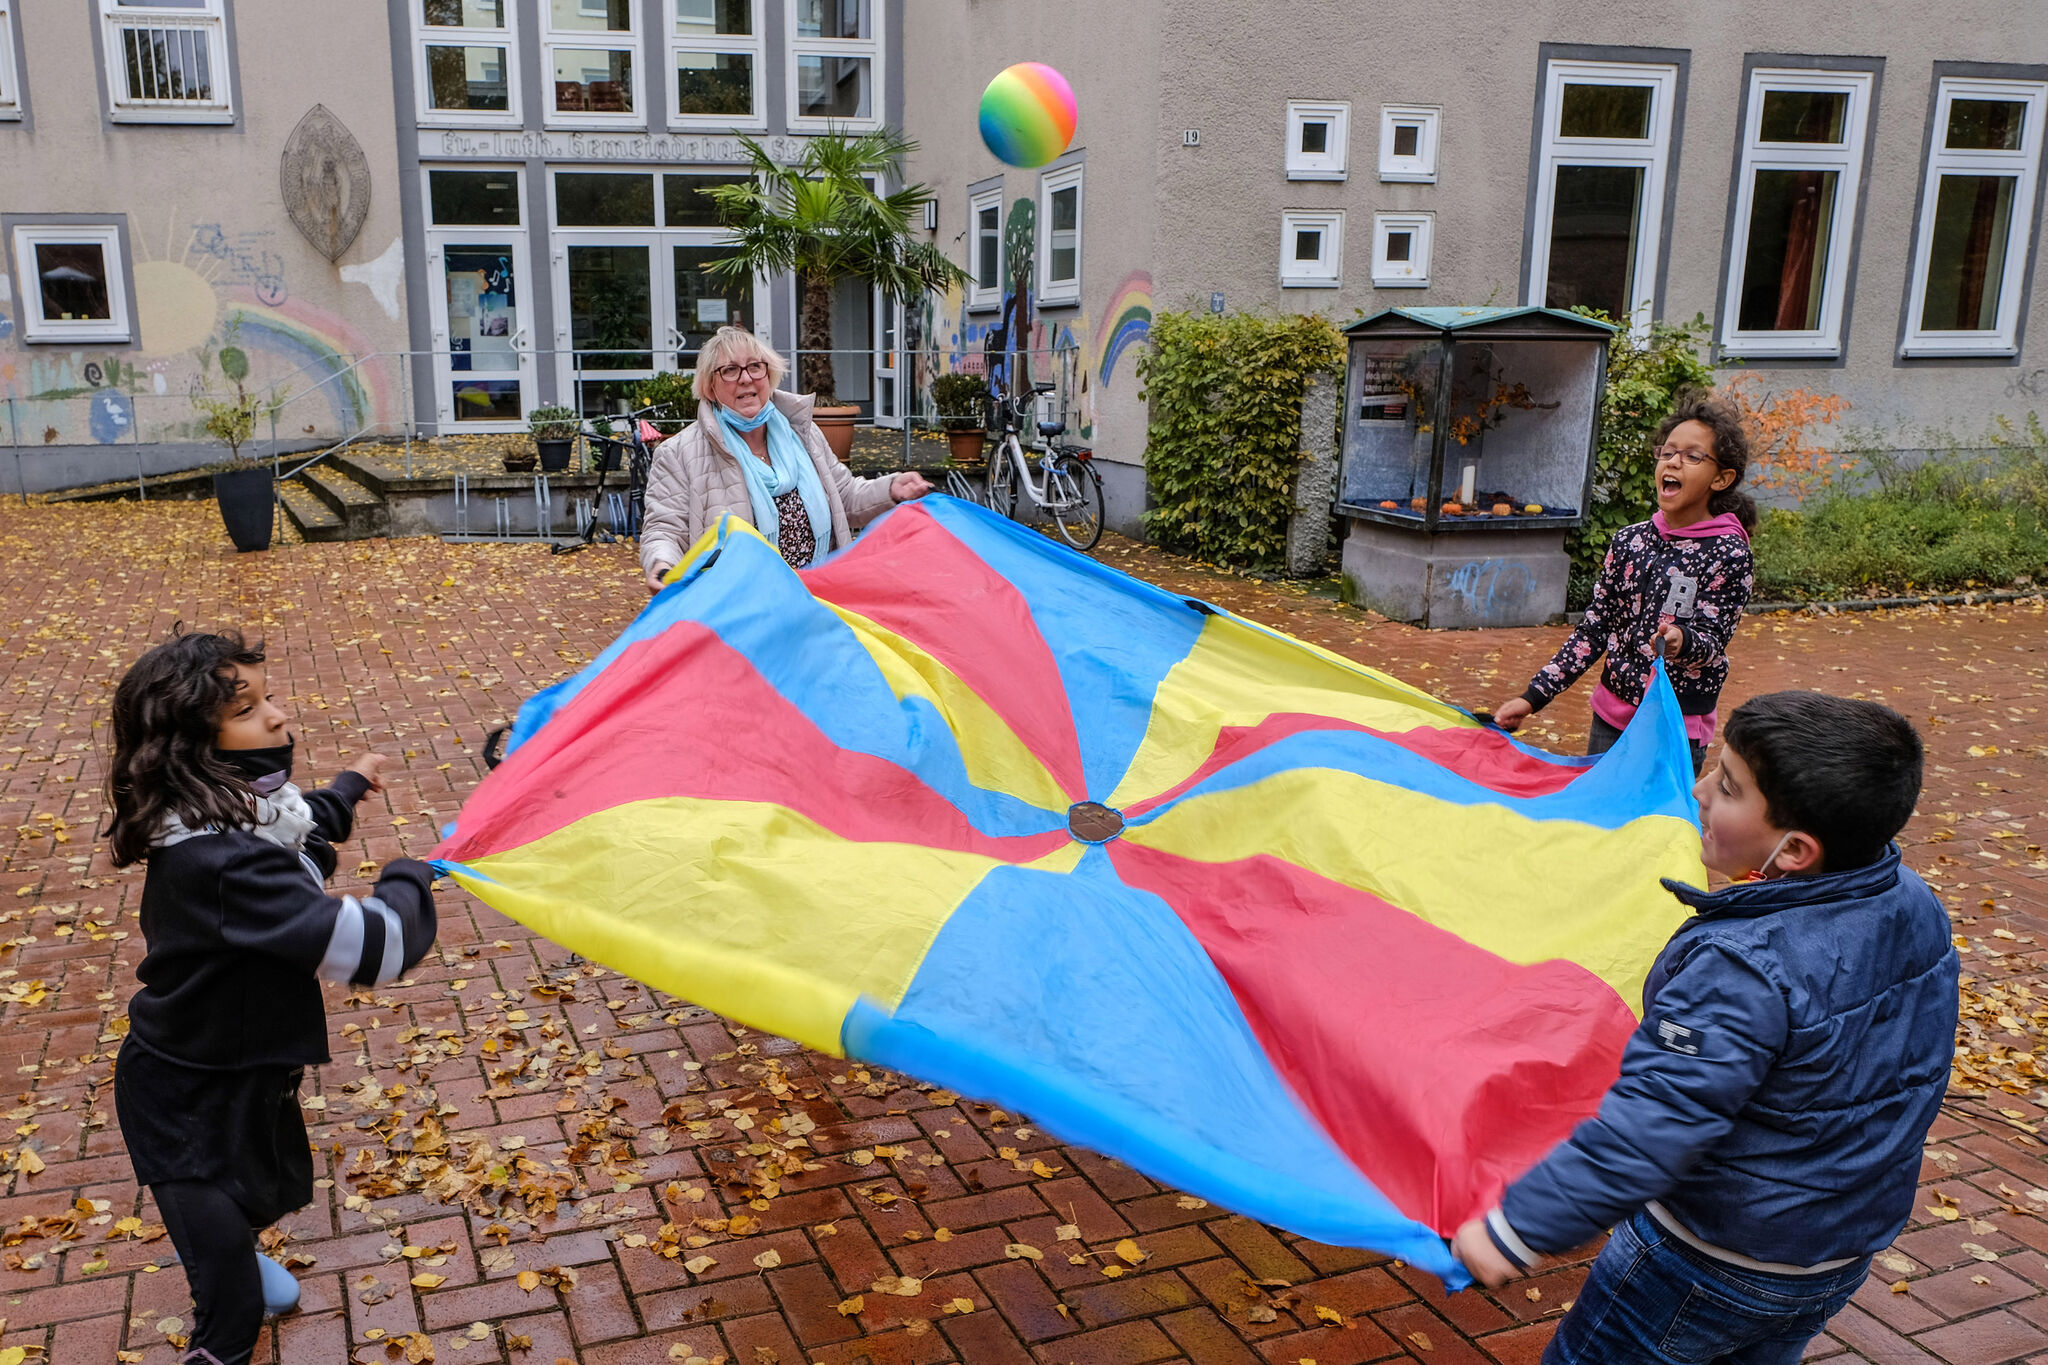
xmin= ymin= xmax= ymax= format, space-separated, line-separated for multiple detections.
xmin=544 ymin=0 xmax=642 ymax=128
xmin=787 ymin=0 xmax=882 ymax=132
xmin=11 ymin=224 xmax=133 ymax=344
xmin=1280 ymin=210 xmax=1343 ymax=288
xmin=0 ymin=5 xmax=20 ymax=120
xmin=415 ymin=0 xmax=520 ymax=127
xmin=968 ymin=186 xmax=1001 ymax=310
xmin=1902 ymin=76 xmax=2048 ymax=357
xmin=1719 ymin=68 xmax=1874 ymax=358
xmin=99 ymin=0 xmax=234 ymax=123
xmin=670 ymin=0 xmax=763 ymax=130
xmin=1038 ymin=163 xmax=1082 ymax=305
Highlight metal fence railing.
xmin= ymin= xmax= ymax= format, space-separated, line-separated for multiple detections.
xmin=7 ymin=338 xmax=1091 ymax=504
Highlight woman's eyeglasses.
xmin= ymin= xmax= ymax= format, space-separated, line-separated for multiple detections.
xmin=711 ymin=360 xmax=770 ymax=383
xmin=1655 ymin=444 xmax=1717 ymax=468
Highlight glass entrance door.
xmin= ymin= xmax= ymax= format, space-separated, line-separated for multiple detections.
xmin=671 ymin=242 xmax=753 ymax=373
xmin=872 ymin=290 xmax=900 ymax=427
xmin=559 ymin=235 xmax=656 ymax=416
xmin=428 ymin=236 xmax=534 ymax=430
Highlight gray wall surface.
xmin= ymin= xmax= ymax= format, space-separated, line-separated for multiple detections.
xmin=0 ymin=1 xmax=412 ymax=486
xmin=902 ymin=0 xmax=2048 ymax=504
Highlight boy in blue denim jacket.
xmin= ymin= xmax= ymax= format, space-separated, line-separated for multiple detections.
xmin=1453 ymin=691 xmax=1958 ymax=1364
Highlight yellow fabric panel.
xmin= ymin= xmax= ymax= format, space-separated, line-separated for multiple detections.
xmin=1125 ymin=767 xmax=1702 ymax=1011
xmin=448 ymin=796 xmax=1001 ymax=1057
xmin=819 ymin=601 xmax=1073 ymax=816
xmin=1109 ymin=615 xmax=1474 ymax=807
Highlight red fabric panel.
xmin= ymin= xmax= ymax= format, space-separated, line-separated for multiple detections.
xmin=1123 ymin=714 xmax=1589 ymax=819
xmin=437 ymin=622 xmax=1068 ymax=866
xmin=1108 ymin=840 xmax=1637 ymax=1232
xmin=802 ymin=509 xmax=1089 ymax=802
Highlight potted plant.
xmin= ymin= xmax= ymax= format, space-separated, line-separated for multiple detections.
xmin=706 ymin=129 xmax=966 ymax=461
xmin=931 ymin=371 xmax=989 ymax=464
xmin=527 ymin=405 xmax=580 ymax=472
xmin=193 ymin=331 xmax=286 ymax=553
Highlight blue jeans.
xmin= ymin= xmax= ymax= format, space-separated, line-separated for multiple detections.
xmin=1542 ymin=1211 xmax=1869 ymax=1365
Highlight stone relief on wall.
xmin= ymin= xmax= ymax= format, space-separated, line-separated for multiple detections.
xmin=281 ymin=104 xmax=371 ymax=263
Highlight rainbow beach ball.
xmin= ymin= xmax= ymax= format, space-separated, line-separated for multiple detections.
xmin=978 ymin=62 xmax=1077 ymax=168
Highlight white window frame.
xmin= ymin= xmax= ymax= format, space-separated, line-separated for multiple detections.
xmin=1280 ymin=210 xmax=1343 ymax=289
xmin=967 ymin=185 xmax=1002 ymax=310
xmin=413 ymin=0 xmax=521 ymax=129
xmin=1718 ymin=68 xmax=1873 ymax=359
xmin=1286 ymin=101 xmax=1349 ymax=181
xmin=1037 ymin=163 xmax=1082 ymax=306
xmin=11 ymin=224 xmax=132 ymax=344
xmin=1902 ymin=76 xmax=2048 ymax=358
xmin=1526 ymin=59 xmax=1678 ymax=334
xmin=0 ymin=4 xmax=21 ymax=121
xmin=1372 ymin=212 xmax=1432 ymax=288
xmin=785 ymin=0 xmax=883 ymax=133
xmin=1379 ymin=104 xmax=1441 ymax=183
xmin=668 ymin=0 xmax=765 ymax=131
xmin=99 ymin=0 xmax=234 ymax=124
xmin=543 ymin=0 xmax=644 ymax=130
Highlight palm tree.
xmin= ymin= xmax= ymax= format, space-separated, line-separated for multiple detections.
xmin=707 ymin=128 xmax=965 ymax=404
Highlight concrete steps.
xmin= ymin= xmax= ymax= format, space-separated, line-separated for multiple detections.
xmin=276 ymin=480 xmax=345 ymax=541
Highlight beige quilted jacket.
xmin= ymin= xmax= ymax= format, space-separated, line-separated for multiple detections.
xmin=639 ymin=390 xmax=898 ymax=576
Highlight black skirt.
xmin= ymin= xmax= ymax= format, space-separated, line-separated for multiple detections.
xmin=113 ymin=1036 xmax=313 ymax=1228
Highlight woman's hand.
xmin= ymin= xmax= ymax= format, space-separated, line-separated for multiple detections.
xmin=644 ymin=562 xmax=674 ymax=595
xmin=890 ymin=472 xmax=934 ymax=503
xmin=347 ymin=753 xmax=391 ymax=793
xmin=1491 ymin=697 xmax=1533 ymax=732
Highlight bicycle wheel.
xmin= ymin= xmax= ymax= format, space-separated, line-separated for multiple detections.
xmin=1048 ymin=456 xmax=1105 ymax=551
xmin=987 ymin=439 xmax=1021 ymax=519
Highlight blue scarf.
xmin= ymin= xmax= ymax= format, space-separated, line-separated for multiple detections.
xmin=716 ymin=401 xmax=833 ymax=566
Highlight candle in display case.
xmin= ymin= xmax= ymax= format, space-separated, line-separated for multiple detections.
xmin=1459 ymin=463 xmax=1476 ymax=506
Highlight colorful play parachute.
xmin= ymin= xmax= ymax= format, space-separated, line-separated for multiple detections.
xmin=433 ymin=498 xmax=1704 ymax=1282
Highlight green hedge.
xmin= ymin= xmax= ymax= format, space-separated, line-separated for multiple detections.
xmin=1567 ymin=311 xmax=1715 ymax=604
xmin=1751 ymin=448 xmax=2048 ymax=600
xmin=1138 ymin=310 xmax=1345 ymax=569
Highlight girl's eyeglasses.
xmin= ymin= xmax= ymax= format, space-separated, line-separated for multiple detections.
xmin=1655 ymin=444 xmax=1717 ymax=468
xmin=711 ymin=360 xmax=770 ymax=383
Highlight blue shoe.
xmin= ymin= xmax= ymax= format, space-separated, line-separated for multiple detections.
xmin=255 ymin=1252 xmax=299 ymax=1316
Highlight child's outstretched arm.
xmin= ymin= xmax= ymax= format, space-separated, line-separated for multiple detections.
xmin=1493 ymin=541 xmax=1623 ymax=730
xmin=1467 ymin=943 xmax=1788 ymax=1274
xmin=216 ymin=846 xmax=438 ymax=989
xmin=300 ymin=755 xmax=390 ymax=846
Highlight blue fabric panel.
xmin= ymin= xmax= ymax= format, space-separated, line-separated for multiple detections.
xmin=843 ymin=845 xmax=1467 ymax=1282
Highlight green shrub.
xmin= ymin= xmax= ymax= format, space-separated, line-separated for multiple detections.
xmin=930 ymin=371 xmax=989 ymax=432
xmin=631 ymin=371 xmax=696 ymax=434
xmin=1138 ymin=310 xmax=1345 ymax=569
xmin=1566 ymin=311 xmax=1715 ymax=605
xmin=1751 ymin=439 xmax=2048 ymax=600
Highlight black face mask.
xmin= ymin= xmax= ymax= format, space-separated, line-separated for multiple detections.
xmin=215 ymin=738 xmax=295 ymax=795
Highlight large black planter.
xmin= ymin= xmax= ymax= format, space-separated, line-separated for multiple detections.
xmin=536 ymin=437 xmax=574 ymax=472
xmin=213 ymin=466 xmax=274 ymax=553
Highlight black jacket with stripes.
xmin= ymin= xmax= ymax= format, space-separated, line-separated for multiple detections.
xmin=128 ymin=770 xmax=436 ymax=1069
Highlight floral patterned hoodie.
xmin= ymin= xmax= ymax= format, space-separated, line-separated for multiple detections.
xmin=1520 ymin=511 xmax=1754 ymax=744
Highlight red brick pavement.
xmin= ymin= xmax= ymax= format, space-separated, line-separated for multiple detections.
xmin=0 ymin=501 xmax=2043 ymax=1364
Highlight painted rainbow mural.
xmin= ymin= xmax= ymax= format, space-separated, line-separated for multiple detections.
xmin=1096 ymin=271 xmax=1153 ymax=387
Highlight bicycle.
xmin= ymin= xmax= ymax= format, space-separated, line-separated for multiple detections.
xmin=946 ymin=382 xmax=1104 ymax=551
xmin=551 ymin=402 xmax=676 ymax=555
